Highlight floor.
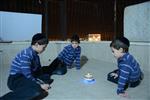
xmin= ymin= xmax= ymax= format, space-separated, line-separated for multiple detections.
xmin=44 ymin=59 xmax=149 ymax=100
xmin=0 ymin=59 xmax=149 ymax=100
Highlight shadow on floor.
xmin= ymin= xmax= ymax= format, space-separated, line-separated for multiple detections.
xmin=70 ymin=55 xmax=88 ymax=69
xmin=80 ymin=55 xmax=88 ymax=68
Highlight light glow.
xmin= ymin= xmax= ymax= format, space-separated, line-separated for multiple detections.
xmin=88 ymin=34 xmax=101 ymax=42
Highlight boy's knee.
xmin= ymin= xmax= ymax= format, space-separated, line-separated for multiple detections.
xmin=32 ymin=90 xmax=48 ymax=100
xmin=107 ymin=72 xmax=113 ymax=78
xmin=52 ymin=68 xmax=67 ymax=75
xmin=52 ymin=69 xmax=67 ymax=75
xmin=38 ymin=90 xmax=48 ymax=98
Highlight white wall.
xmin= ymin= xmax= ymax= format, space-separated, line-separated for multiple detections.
xmin=0 ymin=11 xmax=42 ymax=41
xmin=124 ymin=1 xmax=150 ymax=42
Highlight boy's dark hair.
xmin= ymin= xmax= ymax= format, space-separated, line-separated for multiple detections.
xmin=110 ymin=37 xmax=130 ymax=52
xmin=71 ymin=34 xmax=80 ymax=43
xmin=31 ymin=33 xmax=49 ymax=45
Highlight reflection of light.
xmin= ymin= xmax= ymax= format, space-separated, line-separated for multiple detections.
xmin=88 ymin=34 xmax=101 ymax=42
xmin=82 ymin=79 xmax=96 ymax=84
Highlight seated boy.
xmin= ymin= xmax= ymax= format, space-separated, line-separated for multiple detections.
xmin=48 ymin=34 xmax=81 ymax=75
xmin=0 ymin=33 xmax=53 ymax=100
xmin=107 ymin=37 xmax=143 ymax=97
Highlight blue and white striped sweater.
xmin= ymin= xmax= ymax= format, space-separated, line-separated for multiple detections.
xmin=117 ymin=53 xmax=141 ymax=94
xmin=58 ymin=44 xmax=81 ymax=69
xmin=10 ymin=46 xmax=42 ymax=83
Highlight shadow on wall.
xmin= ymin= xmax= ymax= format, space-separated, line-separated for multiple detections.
xmin=80 ymin=55 xmax=88 ymax=68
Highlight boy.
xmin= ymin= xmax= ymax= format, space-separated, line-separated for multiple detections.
xmin=48 ymin=34 xmax=81 ymax=75
xmin=107 ymin=37 xmax=143 ymax=97
xmin=0 ymin=33 xmax=53 ymax=100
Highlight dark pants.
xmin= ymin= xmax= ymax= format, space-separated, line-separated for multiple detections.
xmin=107 ymin=69 xmax=143 ymax=90
xmin=1 ymin=74 xmax=49 ymax=100
xmin=0 ymin=58 xmax=67 ymax=100
xmin=1 ymin=66 xmax=55 ymax=100
xmin=44 ymin=57 xmax=67 ymax=75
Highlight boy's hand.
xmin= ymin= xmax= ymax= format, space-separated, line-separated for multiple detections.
xmin=41 ymin=84 xmax=50 ymax=91
xmin=119 ymin=92 xmax=128 ymax=98
xmin=110 ymin=73 xmax=118 ymax=79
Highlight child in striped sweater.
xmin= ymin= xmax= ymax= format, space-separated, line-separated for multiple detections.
xmin=49 ymin=34 xmax=81 ymax=75
xmin=1 ymin=33 xmax=53 ymax=100
xmin=107 ymin=37 xmax=143 ymax=97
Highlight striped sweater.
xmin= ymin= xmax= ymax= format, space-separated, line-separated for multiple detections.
xmin=10 ymin=46 xmax=43 ymax=84
xmin=58 ymin=44 xmax=81 ymax=69
xmin=117 ymin=53 xmax=142 ymax=94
